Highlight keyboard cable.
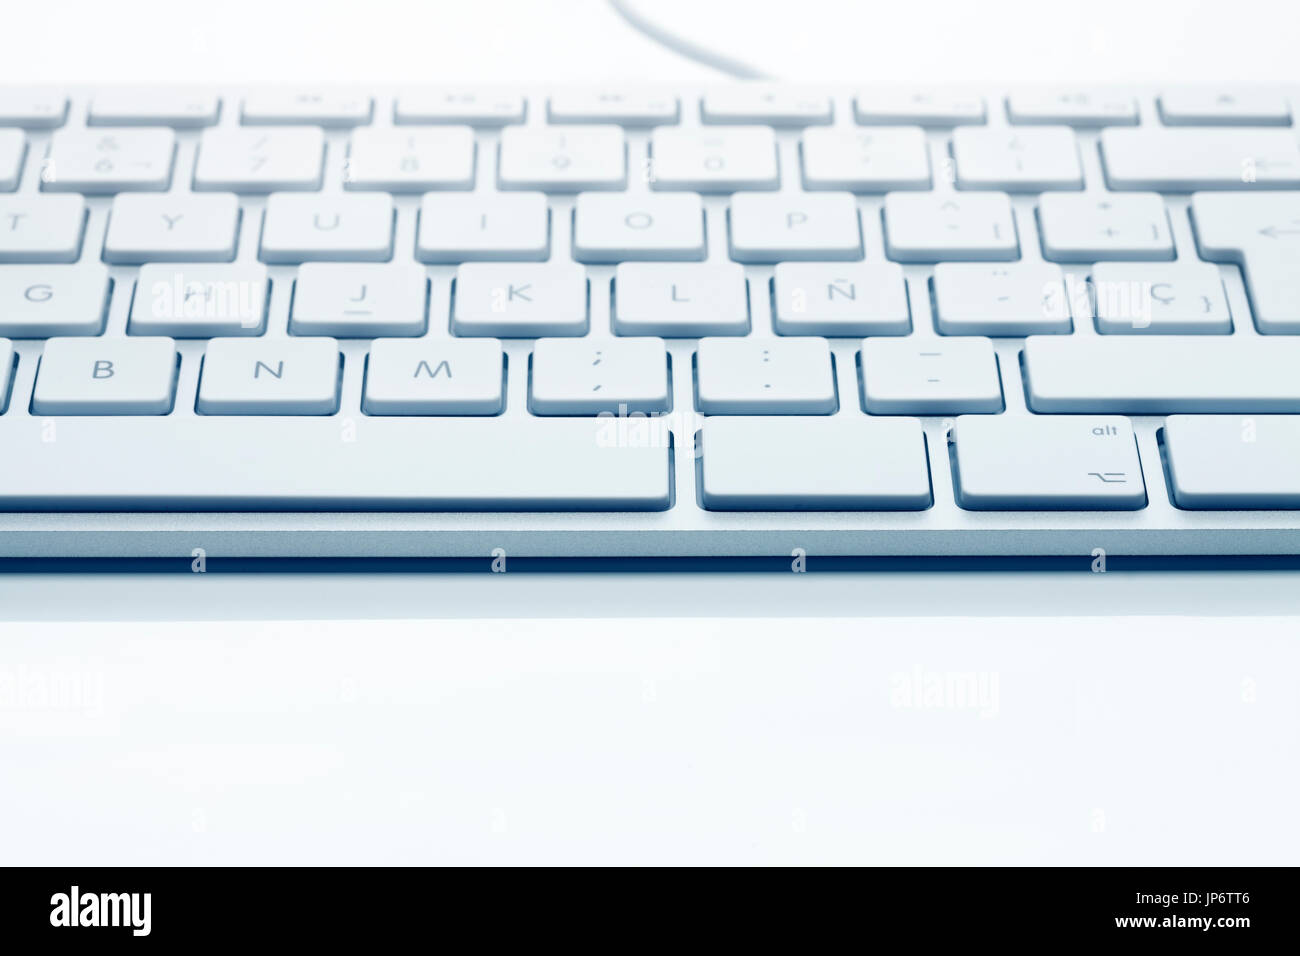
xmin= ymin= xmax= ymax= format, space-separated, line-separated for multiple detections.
xmin=606 ymin=0 xmax=776 ymax=80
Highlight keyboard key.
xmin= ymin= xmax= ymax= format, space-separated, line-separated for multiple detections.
xmin=32 ymin=335 xmax=176 ymax=414
xmin=345 ymin=127 xmax=475 ymax=192
xmin=198 ymin=337 xmax=340 ymax=414
xmin=701 ymin=89 xmax=832 ymax=126
xmin=800 ymin=126 xmax=931 ymax=192
xmin=1192 ymin=191 xmax=1300 ymax=333
xmin=129 ymin=263 xmax=268 ymax=337
xmin=0 ymin=196 xmax=85 ymax=263
xmin=1158 ymin=91 xmax=1291 ymax=127
xmin=0 ymin=337 xmax=11 ymax=411
xmin=498 ymin=125 xmax=626 ymax=191
xmin=1023 ymin=336 xmax=1300 ymax=412
xmin=259 ymin=192 xmax=394 ymax=263
xmin=1037 ymin=192 xmax=1174 ymax=262
xmin=649 ymin=126 xmax=778 ymax=192
xmin=242 ymin=91 xmax=372 ymax=127
xmin=932 ymin=262 xmax=1074 ymax=336
xmin=953 ymin=126 xmax=1083 ymax=192
xmin=103 ymin=193 xmax=240 ymax=263
xmin=417 ymin=192 xmax=549 ymax=262
xmin=194 ymin=127 xmax=324 ymax=192
xmin=772 ymin=262 xmax=910 ymax=336
xmin=0 ymin=90 xmax=67 ymax=128
xmin=0 ymin=129 xmax=25 ymax=190
xmin=951 ymin=415 xmax=1146 ymax=510
xmin=530 ymin=337 xmax=669 ymax=415
xmin=1101 ymin=128 xmax=1300 ymax=190
xmin=1006 ymin=92 xmax=1139 ymax=127
xmin=700 ymin=416 xmax=931 ymax=510
xmin=695 ymin=337 xmax=836 ymax=414
xmin=395 ymin=90 xmax=525 ymax=126
xmin=452 ymin=262 xmax=587 ymax=337
xmin=1090 ymin=262 xmax=1231 ymax=334
xmin=0 ymin=264 xmax=110 ymax=337
xmin=728 ymin=191 xmax=862 ymax=262
xmin=363 ymin=338 xmax=504 ymax=415
xmin=860 ymin=337 xmax=1002 ymax=414
xmin=1164 ymin=415 xmax=1300 ymax=509
xmin=883 ymin=192 xmax=1018 ymax=262
xmin=548 ymin=91 xmax=678 ymax=126
xmin=572 ymin=192 xmax=704 ymax=263
xmin=613 ymin=262 xmax=749 ymax=336
xmin=855 ymin=90 xmax=984 ymax=126
xmin=41 ymin=128 xmax=174 ymax=193
xmin=0 ymin=417 xmax=669 ymax=511
xmin=290 ymin=262 xmax=427 ymax=337
xmin=89 ymin=91 xmax=220 ymax=127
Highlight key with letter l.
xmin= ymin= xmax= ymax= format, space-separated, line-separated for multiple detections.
xmin=614 ymin=262 xmax=749 ymax=337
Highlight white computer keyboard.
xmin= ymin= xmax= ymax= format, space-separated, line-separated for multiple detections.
xmin=0 ymin=84 xmax=1298 ymax=559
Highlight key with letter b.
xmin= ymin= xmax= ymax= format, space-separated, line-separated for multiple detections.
xmin=33 ymin=337 xmax=177 ymax=414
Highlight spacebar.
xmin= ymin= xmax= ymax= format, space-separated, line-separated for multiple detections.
xmin=0 ymin=417 xmax=672 ymax=511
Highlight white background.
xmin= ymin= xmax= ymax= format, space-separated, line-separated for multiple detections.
xmin=3 ymin=0 xmax=1300 ymax=865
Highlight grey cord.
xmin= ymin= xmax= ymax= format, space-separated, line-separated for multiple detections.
xmin=607 ymin=0 xmax=776 ymax=80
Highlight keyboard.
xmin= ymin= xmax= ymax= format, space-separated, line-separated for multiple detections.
xmin=1 ymin=84 xmax=1299 ymax=559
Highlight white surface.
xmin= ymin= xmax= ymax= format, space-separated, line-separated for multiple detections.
xmin=1 ymin=609 xmax=1298 ymax=865
xmin=4 ymin=0 xmax=1300 ymax=864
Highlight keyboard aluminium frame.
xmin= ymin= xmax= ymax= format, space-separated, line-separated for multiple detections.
xmin=1 ymin=85 xmax=1298 ymax=559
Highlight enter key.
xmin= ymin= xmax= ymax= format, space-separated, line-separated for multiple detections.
xmin=951 ymin=415 xmax=1147 ymax=510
